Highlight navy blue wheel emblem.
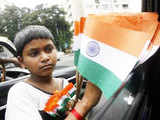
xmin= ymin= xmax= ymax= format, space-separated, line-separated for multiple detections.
xmin=86 ymin=41 xmax=100 ymax=57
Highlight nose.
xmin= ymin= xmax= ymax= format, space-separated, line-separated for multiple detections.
xmin=40 ymin=52 xmax=50 ymax=63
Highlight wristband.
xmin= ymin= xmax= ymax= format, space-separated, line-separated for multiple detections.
xmin=71 ymin=108 xmax=83 ymax=120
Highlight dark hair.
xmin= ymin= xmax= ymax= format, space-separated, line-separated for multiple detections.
xmin=14 ymin=25 xmax=54 ymax=57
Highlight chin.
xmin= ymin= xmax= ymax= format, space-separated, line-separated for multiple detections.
xmin=37 ymin=75 xmax=52 ymax=79
xmin=36 ymin=71 xmax=53 ymax=77
xmin=40 ymin=73 xmax=53 ymax=77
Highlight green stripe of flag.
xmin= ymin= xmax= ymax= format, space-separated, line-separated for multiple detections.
xmin=70 ymin=91 xmax=76 ymax=98
xmin=77 ymin=54 xmax=122 ymax=99
xmin=74 ymin=50 xmax=80 ymax=66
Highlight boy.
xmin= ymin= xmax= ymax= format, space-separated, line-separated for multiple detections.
xmin=5 ymin=25 xmax=70 ymax=120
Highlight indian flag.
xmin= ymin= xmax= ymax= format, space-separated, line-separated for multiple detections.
xmin=72 ymin=19 xmax=80 ymax=66
xmin=70 ymin=0 xmax=86 ymax=66
xmin=77 ymin=12 xmax=158 ymax=99
xmin=72 ymin=18 xmax=86 ymax=66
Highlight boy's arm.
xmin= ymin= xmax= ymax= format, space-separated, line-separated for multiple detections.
xmin=65 ymin=81 xmax=102 ymax=120
xmin=5 ymin=85 xmax=42 ymax=120
xmin=0 ymin=57 xmax=22 ymax=67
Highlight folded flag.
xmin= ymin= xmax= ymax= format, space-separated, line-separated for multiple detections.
xmin=77 ymin=12 xmax=158 ymax=99
xmin=44 ymin=83 xmax=76 ymax=116
xmin=73 ymin=19 xmax=80 ymax=66
xmin=71 ymin=0 xmax=86 ymax=66
xmin=73 ymin=18 xmax=86 ymax=66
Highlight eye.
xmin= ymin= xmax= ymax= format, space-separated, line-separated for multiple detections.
xmin=45 ymin=45 xmax=54 ymax=53
xmin=29 ymin=50 xmax=39 ymax=57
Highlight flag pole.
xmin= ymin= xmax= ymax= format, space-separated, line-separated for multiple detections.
xmin=75 ymin=70 xmax=80 ymax=103
xmin=0 ymin=63 xmax=5 ymax=82
xmin=70 ymin=0 xmax=85 ymax=107
xmin=75 ymin=16 xmax=86 ymax=103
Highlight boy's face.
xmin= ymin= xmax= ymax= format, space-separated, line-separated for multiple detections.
xmin=20 ymin=39 xmax=57 ymax=77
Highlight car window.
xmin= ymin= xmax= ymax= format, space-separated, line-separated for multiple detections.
xmin=0 ymin=45 xmax=15 ymax=68
xmin=87 ymin=63 xmax=147 ymax=120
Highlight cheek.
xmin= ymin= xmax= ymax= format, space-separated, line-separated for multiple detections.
xmin=51 ymin=55 xmax=57 ymax=64
xmin=51 ymin=51 xmax=57 ymax=63
xmin=27 ymin=62 xmax=37 ymax=71
xmin=23 ymin=58 xmax=39 ymax=71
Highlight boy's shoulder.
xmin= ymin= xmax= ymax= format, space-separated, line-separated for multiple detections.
xmin=10 ymin=81 xmax=27 ymax=90
xmin=9 ymin=82 xmax=29 ymax=94
xmin=8 ymin=81 xmax=45 ymax=101
xmin=7 ymin=82 xmax=32 ymax=101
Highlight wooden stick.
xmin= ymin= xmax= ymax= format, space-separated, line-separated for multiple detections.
xmin=74 ymin=70 xmax=80 ymax=104
xmin=1 ymin=64 xmax=5 ymax=82
xmin=73 ymin=70 xmax=84 ymax=108
xmin=78 ymin=75 xmax=84 ymax=98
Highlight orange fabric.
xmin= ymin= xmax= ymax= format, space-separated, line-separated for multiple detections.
xmin=87 ymin=12 xmax=158 ymax=33
xmin=61 ymin=82 xmax=74 ymax=95
xmin=44 ymin=83 xmax=74 ymax=112
xmin=44 ymin=91 xmax=60 ymax=111
xmin=80 ymin=17 xmax=86 ymax=33
xmin=84 ymin=12 xmax=159 ymax=57
xmin=74 ymin=21 xmax=80 ymax=36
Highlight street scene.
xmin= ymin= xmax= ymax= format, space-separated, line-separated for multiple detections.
xmin=55 ymin=53 xmax=74 ymax=70
xmin=0 ymin=0 xmax=160 ymax=120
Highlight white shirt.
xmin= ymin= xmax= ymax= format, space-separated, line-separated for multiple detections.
xmin=5 ymin=80 xmax=68 ymax=120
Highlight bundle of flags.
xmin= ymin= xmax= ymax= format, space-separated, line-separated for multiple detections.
xmin=73 ymin=12 xmax=159 ymax=99
xmin=70 ymin=0 xmax=86 ymax=66
xmin=73 ymin=17 xmax=86 ymax=66
xmin=44 ymin=83 xmax=76 ymax=117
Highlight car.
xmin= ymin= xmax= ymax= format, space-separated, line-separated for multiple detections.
xmin=0 ymin=37 xmax=30 ymax=82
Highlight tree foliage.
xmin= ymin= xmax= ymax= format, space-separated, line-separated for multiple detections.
xmin=0 ymin=4 xmax=73 ymax=51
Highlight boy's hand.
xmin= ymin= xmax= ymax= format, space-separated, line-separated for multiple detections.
xmin=0 ymin=58 xmax=6 ymax=64
xmin=0 ymin=57 xmax=22 ymax=68
xmin=65 ymin=113 xmax=77 ymax=120
xmin=65 ymin=81 xmax=102 ymax=120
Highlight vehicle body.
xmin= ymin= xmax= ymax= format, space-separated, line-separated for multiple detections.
xmin=0 ymin=37 xmax=29 ymax=82
xmin=57 ymin=51 xmax=64 ymax=61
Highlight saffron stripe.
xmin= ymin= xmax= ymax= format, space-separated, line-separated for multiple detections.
xmin=74 ymin=21 xmax=80 ymax=36
xmin=84 ymin=13 xmax=158 ymax=57
xmin=80 ymin=17 xmax=86 ymax=33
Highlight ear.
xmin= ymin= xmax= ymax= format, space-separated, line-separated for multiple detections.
xmin=17 ymin=56 xmax=25 ymax=69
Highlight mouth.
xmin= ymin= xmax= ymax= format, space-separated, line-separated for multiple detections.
xmin=40 ymin=64 xmax=54 ymax=70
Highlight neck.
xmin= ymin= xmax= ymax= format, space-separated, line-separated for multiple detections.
xmin=29 ymin=74 xmax=53 ymax=84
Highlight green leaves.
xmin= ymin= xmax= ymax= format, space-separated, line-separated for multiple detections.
xmin=0 ymin=4 xmax=73 ymax=51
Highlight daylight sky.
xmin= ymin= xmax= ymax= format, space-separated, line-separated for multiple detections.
xmin=1 ymin=0 xmax=62 ymax=9
xmin=0 ymin=0 xmax=142 ymax=12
